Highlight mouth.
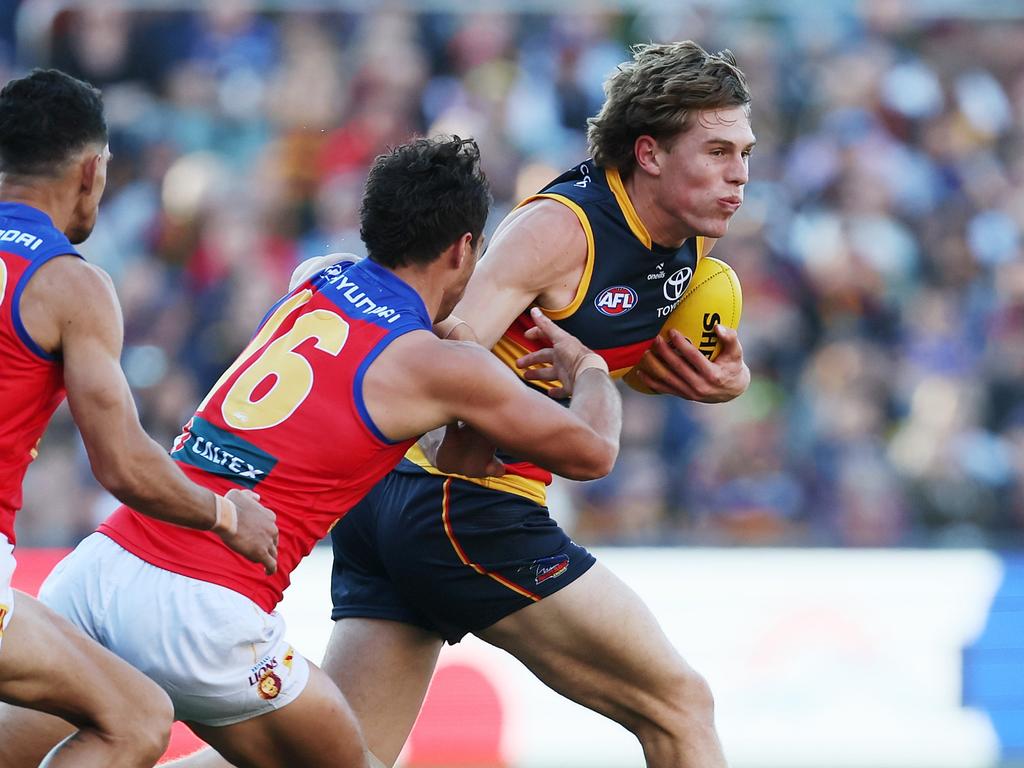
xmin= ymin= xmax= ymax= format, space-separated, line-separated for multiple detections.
xmin=717 ymin=197 xmax=742 ymax=213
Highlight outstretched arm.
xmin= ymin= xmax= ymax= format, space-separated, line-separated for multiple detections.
xmin=365 ymin=309 xmax=622 ymax=481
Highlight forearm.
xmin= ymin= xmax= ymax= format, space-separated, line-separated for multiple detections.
xmin=90 ymin=434 xmax=219 ymax=531
xmin=567 ymin=368 xmax=622 ymax=466
xmin=54 ymin=266 xmax=236 ymax=535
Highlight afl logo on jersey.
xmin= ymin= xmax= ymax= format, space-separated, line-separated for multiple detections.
xmin=594 ymin=286 xmax=638 ymax=316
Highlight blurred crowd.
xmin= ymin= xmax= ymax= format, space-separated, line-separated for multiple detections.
xmin=3 ymin=1 xmax=1023 ymax=548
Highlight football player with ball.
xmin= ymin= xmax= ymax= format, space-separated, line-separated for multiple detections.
xmin=318 ymin=40 xmax=754 ymax=768
xmin=190 ymin=39 xmax=754 ymax=768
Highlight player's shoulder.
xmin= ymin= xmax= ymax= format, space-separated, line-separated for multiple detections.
xmin=490 ymin=197 xmax=588 ymax=263
xmin=373 ymin=332 xmax=503 ymax=395
xmin=514 ymin=196 xmax=587 ymax=230
xmin=17 ymin=257 xmax=119 ymax=353
xmin=35 ymin=253 xmax=109 ymax=281
xmin=25 ymin=255 xmax=113 ymax=301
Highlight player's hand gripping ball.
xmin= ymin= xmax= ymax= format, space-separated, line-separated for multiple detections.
xmin=623 ymin=257 xmax=742 ymax=394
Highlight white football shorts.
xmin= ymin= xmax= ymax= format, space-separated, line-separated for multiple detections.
xmin=39 ymin=532 xmax=310 ymax=726
xmin=0 ymin=533 xmax=14 ymax=652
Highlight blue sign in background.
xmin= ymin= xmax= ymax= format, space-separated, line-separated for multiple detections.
xmin=964 ymin=556 xmax=1024 ymax=759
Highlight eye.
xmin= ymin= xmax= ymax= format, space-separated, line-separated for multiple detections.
xmin=710 ymin=149 xmax=725 ymax=157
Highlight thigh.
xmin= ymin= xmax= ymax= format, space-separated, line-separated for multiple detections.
xmin=0 ymin=590 xmax=159 ymax=766
xmin=322 ymin=618 xmax=443 ymax=767
xmin=188 ymin=660 xmax=367 ymax=768
xmin=477 ymin=562 xmax=697 ymax=730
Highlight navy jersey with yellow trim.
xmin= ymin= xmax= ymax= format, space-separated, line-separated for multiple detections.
xmin=495 ymin=159 xmax=704 ymax=379
xmin=405 ymin=160 xmax=707 ymax=501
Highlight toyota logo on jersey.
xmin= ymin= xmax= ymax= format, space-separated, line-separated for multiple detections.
xmin=594 ymin=285 xmax=638 ymax=316
xmin=663 ymin=267 xmax=694 ymax=302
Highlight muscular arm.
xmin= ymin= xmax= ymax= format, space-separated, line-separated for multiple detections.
xmin=459 ymin=203 xmax=748 ymax=403
xmin=452 ymin=199 xmax=588 ymax=349
xmin=363 ymin=324 xmax=621 ymax=481
xmin=24 ymin=258 xmax=216 ymax=522
xmin=20 ymin=258 xmax=277 ymax=571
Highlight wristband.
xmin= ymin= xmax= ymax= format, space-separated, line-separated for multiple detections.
xmin=211 ymin=494 xmax=238 ymax=536
xmin=572 ymin=352 xmax=609 ymax=381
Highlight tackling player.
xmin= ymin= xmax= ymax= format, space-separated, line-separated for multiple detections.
xmin=0 ymin=70 xmax=278 ymax=767
xmin=315 ymin=41 xmax=754 ymax=768
xmin=0 ymin=135 xmax=621 ymax=767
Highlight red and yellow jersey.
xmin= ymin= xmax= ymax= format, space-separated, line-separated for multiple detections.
xmin=0 ymin=203 xmax=82 ymax=543
xmin=100 ymin=258 xmax=432 ymax=611
xmin=405 ymin=160 xmax=710 ymax=503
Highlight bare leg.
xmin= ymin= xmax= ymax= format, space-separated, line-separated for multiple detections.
xmin=0 ymin=590 xmax=173 ymax=768
xmin=478 ymin=563 xmax=726 ymax=768
xmin=164 ymin=626 xmax=413 ymax=768
xmin=185 ymin=659 xmax=369 ymax=768
xmin=321 ymin=618 xmax=443 ymax=767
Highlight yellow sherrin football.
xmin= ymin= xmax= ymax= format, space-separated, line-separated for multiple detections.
xmin=624 ymin=256 xmax=742 ymax=394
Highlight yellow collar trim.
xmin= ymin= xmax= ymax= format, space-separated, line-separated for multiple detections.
xmin=606 ymin=167 xmax=652 ymax=249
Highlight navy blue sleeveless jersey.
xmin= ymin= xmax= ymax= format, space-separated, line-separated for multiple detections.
xmin=496 ymin=159 xmax=705 ymax=379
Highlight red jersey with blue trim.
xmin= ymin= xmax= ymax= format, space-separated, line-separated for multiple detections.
xmin=0 ymin=203 xmax=82 ymax=543
xmin=100 ymin=258 xmax=432 ymax=611
xmin=405 ymin=160 xmax=707 ymax=502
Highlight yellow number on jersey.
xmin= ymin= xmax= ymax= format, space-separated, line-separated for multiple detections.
xmin=195 ymin=289 xmax=350 ymax=431
xmin=222 ymin=309 xmax=349 ymax=430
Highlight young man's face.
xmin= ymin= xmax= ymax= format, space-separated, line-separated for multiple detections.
xmin=652 ymin=106 xmax=755 ymax=239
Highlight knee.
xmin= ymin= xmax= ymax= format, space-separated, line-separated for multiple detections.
xmin=107 ymin=682 xmax=173 ymax=761
xmin=135 ymin=685 xmax=174 ymax=760
xmin=671 ymin=667 xmax=716 ymax=726
xmin=637 ymin=664 xmax=718 ymax=742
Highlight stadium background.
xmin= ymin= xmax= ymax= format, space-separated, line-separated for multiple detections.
xmin=3 ymin=0 xmax=1024 ymax=765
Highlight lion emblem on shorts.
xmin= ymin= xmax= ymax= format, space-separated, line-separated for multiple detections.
xmin=256 ymin=668 xmax=282 ymax=700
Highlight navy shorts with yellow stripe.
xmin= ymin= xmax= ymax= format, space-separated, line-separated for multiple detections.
xmin=330 ymin=460 xmax=595 ymax=644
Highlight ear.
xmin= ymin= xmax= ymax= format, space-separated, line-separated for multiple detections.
xmin=450 ymin=232 xmax=473 ymax=269
xmin=633 ymin=135 xmax=662 ymax=177
xmin=79 ymin=152 xmax=101 ymax=195
xmin=459 ymin=231 xmax=475 ymax=261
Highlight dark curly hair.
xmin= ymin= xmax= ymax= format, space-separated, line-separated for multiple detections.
xmin=587 ymin=41 xmax=750 ymax=177
xmin=0 ymin=69 xmax=108 ymax=177
xmin=360 ymin=135 xmax=491 ymax=269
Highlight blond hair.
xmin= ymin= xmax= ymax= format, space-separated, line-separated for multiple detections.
xmin=586 ymin=41 xmax=750 ymax=176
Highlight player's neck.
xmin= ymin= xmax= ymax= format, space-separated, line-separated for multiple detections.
xmin=0 ymin=177 xmax=75 ymax=232
xmin=388 ymin=263 xmax=446 ymax=322
xmin=622 ymin=172 xmax=695 ymax=249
